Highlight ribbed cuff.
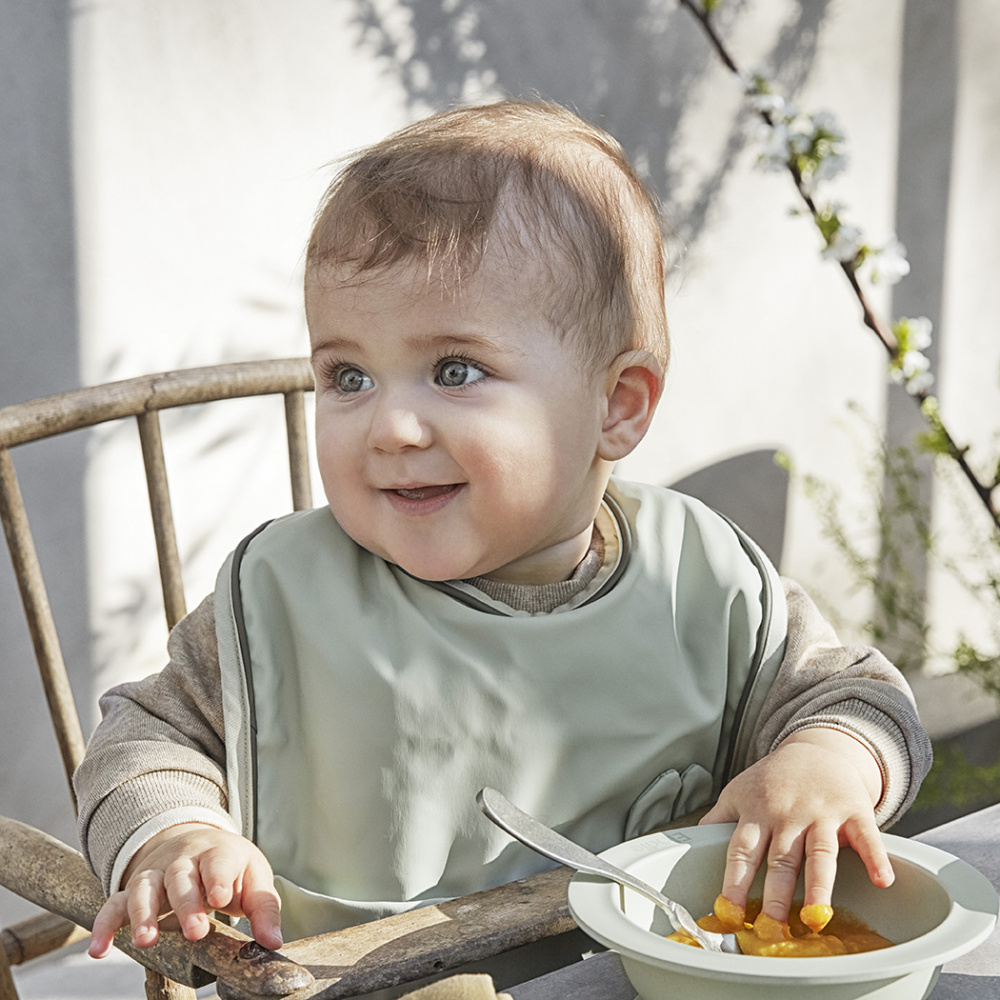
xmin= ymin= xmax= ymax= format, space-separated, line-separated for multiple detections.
xmin=109 ymin=806 xmax=239 ymax=894
xmin=776 ymin=699 xmax=911 ymax=827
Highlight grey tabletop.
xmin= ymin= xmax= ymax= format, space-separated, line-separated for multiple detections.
xmin=507 ymin=803 xmax=1000 ymax=1000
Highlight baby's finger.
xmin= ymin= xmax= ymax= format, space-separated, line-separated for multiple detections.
xmin=126 ymin=870 xmax=167 ymax=949
xmin=242 ymin=859 xmax=284 ymax=950
xmin=801 ymin=824 xmax=840 ymax=909
xmin=718 ymin=821 xmax=767 ymax=909
xmin=89 ymin=891 xmax=131 ymax=958
xmin=198 ymin=849 xmax=243 ymax=913
xmin=698 ymin=797 xmax=738 ymax=826
xmin=760 ymin=829 xmax=806 ymax=922
xmin=163 ymin=859 xmax=211 ymax=941
xmin=844 ymin=815 xmax=894 ymax=888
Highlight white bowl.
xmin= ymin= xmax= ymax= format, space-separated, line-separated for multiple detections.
xmin=567 ymin=823 xmax=998 ymax=1000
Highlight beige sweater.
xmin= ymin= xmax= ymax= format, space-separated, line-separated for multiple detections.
xmin=74 ymin=572 xmax=931 ymax=897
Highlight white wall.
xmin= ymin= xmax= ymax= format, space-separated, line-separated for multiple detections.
xmin=2 ymin=0 xmax=999 ymax=928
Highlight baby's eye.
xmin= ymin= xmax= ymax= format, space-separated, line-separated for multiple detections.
xmin=333 ymin=366 xmax=373 ymax=394
xmin=435 ymin=358 xmax=487 ymax=388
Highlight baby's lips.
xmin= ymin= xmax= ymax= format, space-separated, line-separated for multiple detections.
xmin=393 ymin=484 xmax=458 ymax=500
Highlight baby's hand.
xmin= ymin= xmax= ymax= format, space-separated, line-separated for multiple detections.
xmin=699 ymin=728 xmax=894 ymax=923
xmin=89 ymin=823 xmax=282 ymax=958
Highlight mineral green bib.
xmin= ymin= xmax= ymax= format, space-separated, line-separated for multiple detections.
xmin=215 ymin=478 xmax=785 ymax=941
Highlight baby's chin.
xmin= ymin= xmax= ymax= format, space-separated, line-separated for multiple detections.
xmin=358 ymin=540 xmax=500 ymax=583
xmin=330 ymin=510 xmax=516 ymax=581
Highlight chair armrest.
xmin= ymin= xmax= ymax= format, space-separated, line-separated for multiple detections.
xmin=221 ymin=806 xmax=714 ymax=1000
xmin=240 ymin=861 xmax=576 ymax=1000
xmin=2 ymin=807 xmax=711 ymax=1000
xmin=0 ymin=814 xmax=312 ymax=996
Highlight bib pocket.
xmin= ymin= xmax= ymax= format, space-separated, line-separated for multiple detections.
xmin=624 ymin=763 xmax=713 ymax=839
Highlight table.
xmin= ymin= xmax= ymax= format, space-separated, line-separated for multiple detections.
xmin=507 ymin=804 xmax=1000 ymax=1000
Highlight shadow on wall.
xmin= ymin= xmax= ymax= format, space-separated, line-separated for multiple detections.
xmin=0 ymin=0 xmax=89 ymax=926
xmin=348 ymin=0 xmax=833 ymax=244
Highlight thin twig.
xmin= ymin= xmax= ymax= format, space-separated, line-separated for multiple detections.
xmin=678 ymin=0 xmax=1000 ymax=533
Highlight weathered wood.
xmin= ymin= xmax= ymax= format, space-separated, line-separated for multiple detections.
xmin=0 ymin=912 xmax=88 ymax=965
xmin=284 ymin=390 xmax=313 ymax=511
xmin=0 ymin=361 xmax=321 ymax=997
xmin=136 ymin=411 xmax=187 ymax=629
xmin=0 ymin=448 xmax=86 ymax=796
xmin=145 ymin=967 xmax=197 ymax=1000
xmin=0 ymin=816 xmax=312 ymax=996
xmin=269 ymin=865 xmax=577 ymax=999
xmin=0 ymin=944 xmax=18 ymax=1000
xmin=0 ymin=807 xmax=710 ymax=1000
xmin=0 ymin=359 xmax=314 ymax=449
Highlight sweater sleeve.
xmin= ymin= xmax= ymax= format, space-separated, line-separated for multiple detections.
xmin=73 ymin=594 xmax=236 ymax=895
xmin=743 ymin=579 xmax=933 ymax=829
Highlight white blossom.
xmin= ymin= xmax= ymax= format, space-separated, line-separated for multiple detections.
xmin=789 ymin=129 xmax=813 ymax=155
xmin=906 ymin=315 xmax=933 ymax=350
xmin=814 ymin=151 xmax=848 ymax=181
xmin=889 ymin=317 xmax=935 ymax=394
xmin=902 ymin=349 xmax=930 ymax=379
xmin=810 ymin=109 xmax=843 ymax=138
xmin=749 ymin=92 xmax=787 ymax=117
xmin=747 ymin=90 xmax=847 ymax=187
xmin=756 ymin=122 xmax=793 ymax=170
xmin=888 ymin=351 xmax=933 ymax=394
xmin=864 ymin=238 xmax=911 ymax=285
xmin=900 ymin=350 xmax=934 ymax=394
xmin=821 ymin=223 xmax=864 ymax=262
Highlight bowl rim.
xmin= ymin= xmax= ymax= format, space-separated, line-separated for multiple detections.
xmin=567 ymin=823 xmax=999 ymax=984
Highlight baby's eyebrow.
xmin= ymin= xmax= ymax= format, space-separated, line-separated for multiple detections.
xmin=311 ymin=337 xmax=362 ymax=361
xmin=311 ymin=332 xmax=524 ymax=360
xmin=408 ymin=332 xmax=525 ymax=358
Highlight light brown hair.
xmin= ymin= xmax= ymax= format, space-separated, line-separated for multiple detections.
xmin=306 ymin=101 xmax=669 ymax=371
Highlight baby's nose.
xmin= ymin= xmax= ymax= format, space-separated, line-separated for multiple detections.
xmin=367 ymin=403 xmax=431 ymax=452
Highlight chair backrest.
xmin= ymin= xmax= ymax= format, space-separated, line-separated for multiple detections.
xmin=0 ymin=358 xmax=314 ymax=997
xmin=0 ymin=357 xmax=314 ymax=806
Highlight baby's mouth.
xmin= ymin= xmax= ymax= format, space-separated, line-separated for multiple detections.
xmin=392 ymin=484 xmax=460 ymax=501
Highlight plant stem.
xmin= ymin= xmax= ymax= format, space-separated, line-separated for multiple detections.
xmin=678 ymin=0 xmax=1000 ymax=534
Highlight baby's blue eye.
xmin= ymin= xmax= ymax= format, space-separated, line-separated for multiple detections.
xmin=336 ymin=367 xmax=373 ymax=393
xmin=436 ymin=359 xmax=486 ymax=388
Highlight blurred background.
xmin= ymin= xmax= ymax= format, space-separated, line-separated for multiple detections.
xmin=2 ymin=0 xmax=999 ymax=945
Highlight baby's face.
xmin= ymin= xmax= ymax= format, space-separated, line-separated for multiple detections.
xmin=306 ymin=259 xmax=614 ymax=583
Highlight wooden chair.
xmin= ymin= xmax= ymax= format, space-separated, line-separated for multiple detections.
xmin=0 ymin=359 xmax=633 ymax=1000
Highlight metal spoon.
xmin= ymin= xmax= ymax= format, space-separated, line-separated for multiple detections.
xmin=476 ymin=787 xmax=741 ymax=954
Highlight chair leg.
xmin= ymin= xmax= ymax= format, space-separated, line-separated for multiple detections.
xmin=0 ymin=948 xmax=19 ymax=1000
xmin=144 ymin=967 xmax=197 ymax=1000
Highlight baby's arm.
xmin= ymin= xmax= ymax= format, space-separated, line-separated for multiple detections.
xmin=702 ymin=579 xmax=932 ymax=923
xmin=74 ymin=596 xmax=281 ymax=954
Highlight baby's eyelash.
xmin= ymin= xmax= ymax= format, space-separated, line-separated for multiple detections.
xmin=314 ymin=356 xmax=370 ymax=395
xmin=432 ymin=353 xmax=494 ymax=379
xmin=314 ymin=355 xmax=344 ymax=385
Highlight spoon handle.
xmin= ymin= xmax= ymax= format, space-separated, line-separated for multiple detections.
xmin=476 ymin=787 xmax=722 ymax=948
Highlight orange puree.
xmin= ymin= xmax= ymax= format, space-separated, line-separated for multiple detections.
xmin=666 ymin=895 xmax=893 ymax=957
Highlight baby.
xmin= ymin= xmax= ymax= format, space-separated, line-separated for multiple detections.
xmin=76 ymin=101 xmax=931 ymax=980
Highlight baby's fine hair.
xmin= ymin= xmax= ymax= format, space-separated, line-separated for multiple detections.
xmin=306 ymin=101 xmax=670 ymax=371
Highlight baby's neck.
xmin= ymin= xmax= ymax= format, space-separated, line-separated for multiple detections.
xmin=480 ymin=522 xmax=597 ymax=586
xmin=465 ymin=525 xmax=605 ymax=614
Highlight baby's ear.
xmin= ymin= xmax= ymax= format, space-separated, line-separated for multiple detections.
xmin=598 ymin=350 xmax=664 ymax=461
